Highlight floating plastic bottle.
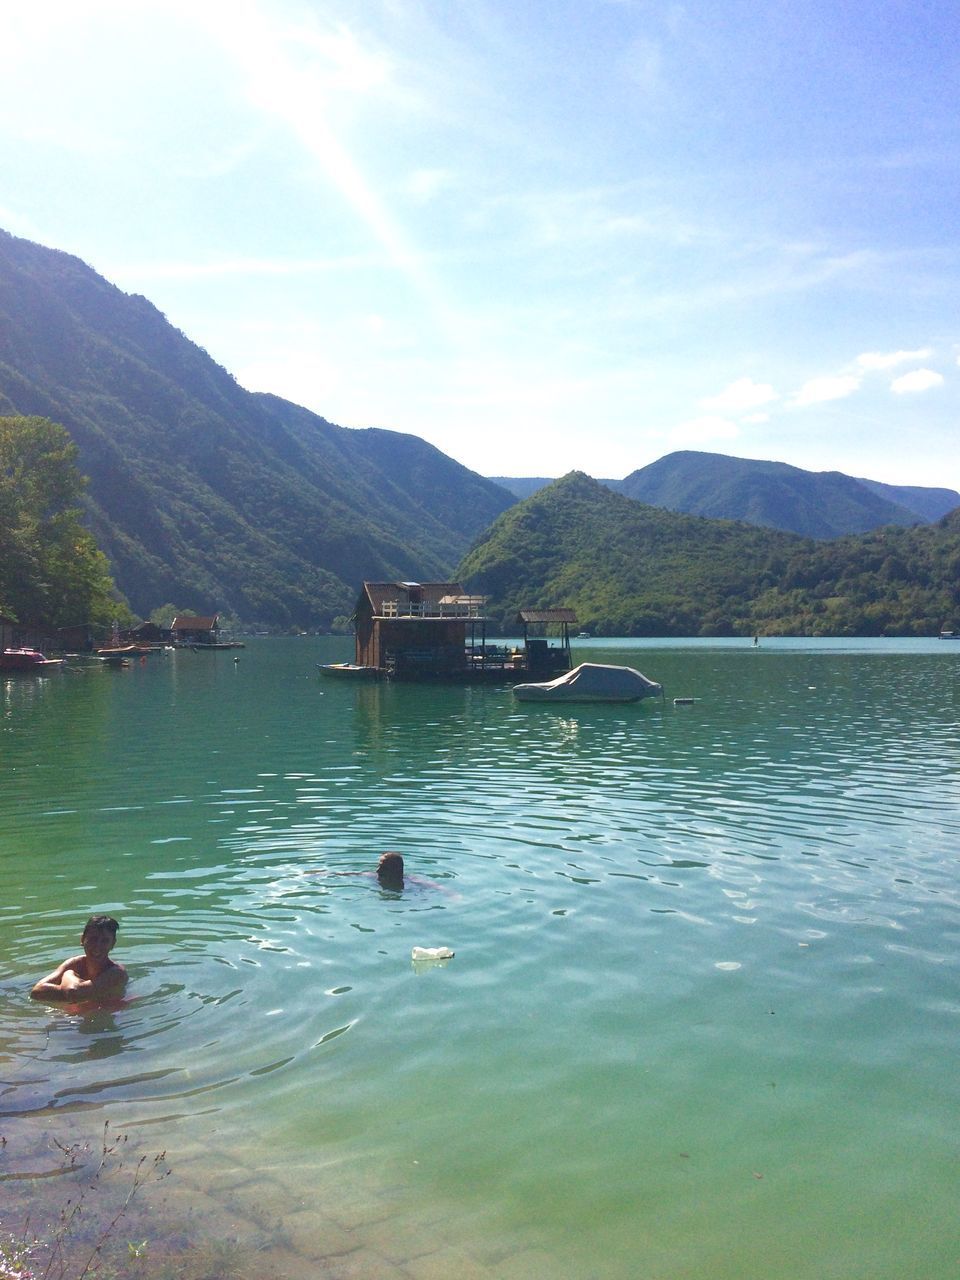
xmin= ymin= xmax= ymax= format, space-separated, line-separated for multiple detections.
xmin=411 ymin=946 xmax=454 ymax=961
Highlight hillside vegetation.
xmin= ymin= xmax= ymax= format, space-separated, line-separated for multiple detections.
xmin=458 ymin=473 xmax=960 ymax=636
xmin=0 ymin=228 xmax=513 ymax=627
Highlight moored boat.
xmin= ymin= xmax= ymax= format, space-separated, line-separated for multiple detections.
xmin=0 ymin=647 xmax=65 ymax=673
xmin=97 ymin=644 xmax=141 ymax=659
xmin=318 ymin=662 xmax=380 ymax=679
xmin=513 ymin=662 xmax=662 ymax=704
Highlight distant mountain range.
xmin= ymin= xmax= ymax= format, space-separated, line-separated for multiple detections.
xmin=0 ymin=228 xmax=513 ymax=626
xmin=490 ymin=453 xmax=960 ymax=539
xmin=3 ymin=223 xmax=958 ymax=637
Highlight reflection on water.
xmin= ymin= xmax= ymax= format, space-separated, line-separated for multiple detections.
xmin=2 ymin=638 xmax=959 ymax=1278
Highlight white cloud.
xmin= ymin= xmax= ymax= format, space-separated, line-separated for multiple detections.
xmin=790 ymin=374 xmax=861 ymax=407
xmin=700 ymin=377 xmax=777 ymax=415
xmin=856 ymin=348 xmax=932 ymax=371
xmin=890 ymin=368 xmax=944 ymax=394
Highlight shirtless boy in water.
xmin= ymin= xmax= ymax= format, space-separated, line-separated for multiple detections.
xmin=30 ymin=915 xmax=128 ymax=1003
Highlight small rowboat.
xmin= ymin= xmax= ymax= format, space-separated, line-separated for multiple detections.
xmin=97 ymin=644 xmax=140 ymax=660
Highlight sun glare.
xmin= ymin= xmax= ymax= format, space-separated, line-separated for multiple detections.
xmin=204 ymin=4 xmax=450 ymax=324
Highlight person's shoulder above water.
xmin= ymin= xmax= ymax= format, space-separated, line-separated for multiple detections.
xmin=30 ymin=914 xmax=128 ymax=1003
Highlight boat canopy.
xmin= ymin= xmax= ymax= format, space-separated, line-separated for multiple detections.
xmin=513 ymin=662 xmax=662 ymax=703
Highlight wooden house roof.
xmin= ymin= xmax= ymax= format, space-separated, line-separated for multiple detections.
xmin=171 ymin=614 xmax=219 ymax=631
xmin=517 ymin=608 xmax=578 ymax=624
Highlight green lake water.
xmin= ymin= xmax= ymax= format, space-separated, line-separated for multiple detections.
xmin=2 ymin=637 xmax=958 ymax=1278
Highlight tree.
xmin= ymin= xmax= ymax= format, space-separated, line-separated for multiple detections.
xmin=149 ymin=604 xmax=185 ymax=628
xmin=0 ymin=415 xmax=130 ymax=631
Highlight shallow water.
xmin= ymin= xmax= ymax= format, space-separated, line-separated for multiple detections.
xmin=2 ymin=638 xmax=959 ymax=1278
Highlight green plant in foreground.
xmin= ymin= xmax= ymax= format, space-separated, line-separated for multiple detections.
xmin=1 ymin=1122 xmax=169 ymax=1280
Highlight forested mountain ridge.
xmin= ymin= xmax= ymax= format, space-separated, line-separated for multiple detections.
xmin=458 ymin=473 xmax=960 ymax=636
xmin=491 ymin=452 xmax=960 ymax=537
xmin=0 ymin=228 xmax=513 ymax=626
xmin=855 ymin=476 xmax=960 ymax=523
xmin=617 ymin=451 xmax=940 ymax=537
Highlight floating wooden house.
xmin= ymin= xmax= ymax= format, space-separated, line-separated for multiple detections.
xmin=352 ymin=582 xmax=575 ymax=682
xmin=170 ymin=614 xmax=221 ymax=646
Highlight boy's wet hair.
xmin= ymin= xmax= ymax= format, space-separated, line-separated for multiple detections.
xmin=82 ymin=914 xmax=119 ymax=938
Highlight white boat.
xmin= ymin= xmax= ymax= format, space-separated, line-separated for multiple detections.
xmin=317 ymin=662 xmax=380 ymax=679
xmin=512 ymin=662 xmax=662 ymax=703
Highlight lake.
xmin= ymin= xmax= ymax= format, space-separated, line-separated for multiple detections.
xmin=2 ymin=637 xmax=958 ymax=1279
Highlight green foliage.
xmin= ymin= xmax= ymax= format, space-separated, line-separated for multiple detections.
xmin=148 ymin=603 xmax=183 ymax=628
xmin=458 ymin=474 xmax=960 ymax=637
xmin=0 ymin=415 xmax=130 ymax=631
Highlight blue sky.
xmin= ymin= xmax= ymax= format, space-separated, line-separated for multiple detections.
xmin=2 ymin=1 xmax=958 ymax=489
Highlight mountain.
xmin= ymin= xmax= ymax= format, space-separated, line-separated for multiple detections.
xmin=460 ymin=472 xmax=805 ymax=634
xmin=490 ymin=453 xmax=960 ymax=537
xmin=490 ymin=475 xmax=622 ymax=500
xmin=458 ymin=472 xmax=960 ymax=636
xmin=855 ymin=477 xmax=960 ymax=523
xmin=617 ymin=451 xmax=929 ymax=537
xmin=0 ymin=228 xmax=514 ymax=626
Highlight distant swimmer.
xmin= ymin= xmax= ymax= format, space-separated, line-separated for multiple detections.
xmin=375 ymin=850 xmax=405 ymax=890
xmin=306 ymin=851 xmax=457 ymax=895
xmin=30 ymin=914 xmax=128 ymax=1004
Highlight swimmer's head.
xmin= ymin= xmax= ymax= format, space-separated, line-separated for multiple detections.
xmin=81 ymin=915 xmax=119 ymax=958
xmin=377 ymin=852 xmax=404 ymax=889
xmin=82 ymin=914 xmax=119 ymax=942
